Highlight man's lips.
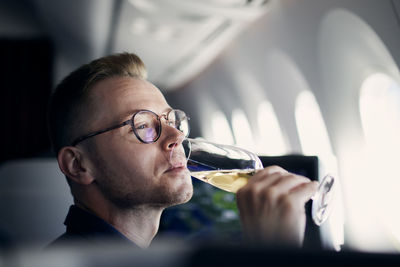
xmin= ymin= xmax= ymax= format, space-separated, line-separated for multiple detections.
xmin=165 ymin=161 xmax=187 ymax=173
xmin=167 ymin=143 xmax=187 ymax=173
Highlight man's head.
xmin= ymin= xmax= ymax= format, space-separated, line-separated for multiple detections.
xmin=48 ymin=53 xmax=193 ymax=211
xmin=48 ymin=52 xmax=148 ymax=153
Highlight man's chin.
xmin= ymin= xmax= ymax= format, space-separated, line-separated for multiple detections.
xmin=180 ymin=186 xmax=194 ymax=204
xmin=165 ymin=182 xmax=193 ymax=208
xmin=175 ymin=182 xmax=193 ymax=204
xmin=154 ymin=170 xmax=193 ymax=207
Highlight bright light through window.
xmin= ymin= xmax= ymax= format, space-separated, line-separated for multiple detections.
xmin=295 ymin=90 xmax=343 ymax=250
xmin=257 ymin=100 xmax=287 ymax=155
xmin=360 ymin=73 xmax=400 ymax=150
xmin=295 ymin=91 xmax=333 ymax=157
xmin=208 ymin=110 xmax=235 ymax=145
xmin=359 ymin=73 xmax=400 ymax=245
xmin=232 ymin=109 xmax=256 ymax=151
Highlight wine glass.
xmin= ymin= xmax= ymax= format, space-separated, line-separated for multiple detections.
xmin=180 ymin=138 xmax=336 ymax=226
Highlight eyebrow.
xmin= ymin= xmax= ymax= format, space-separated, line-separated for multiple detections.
xmin=119 ymin=107 xmax=173 ymax=121
xmin=119 ymin=109 xmax=140 ymax=121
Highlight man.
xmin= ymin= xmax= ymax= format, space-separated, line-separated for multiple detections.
xmin=48 ymin=52 xmax=318 ymax=249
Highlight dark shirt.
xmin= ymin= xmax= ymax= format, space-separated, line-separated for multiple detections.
xmin=48 ymin=205 xmax=139 ymax=248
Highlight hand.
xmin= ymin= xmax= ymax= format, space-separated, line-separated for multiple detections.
xmin=236 ymin=165 xmax=318 ymax=247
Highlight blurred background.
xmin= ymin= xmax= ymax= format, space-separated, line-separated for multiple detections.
xmin=1 ymin=0 xmax=400 ymax=263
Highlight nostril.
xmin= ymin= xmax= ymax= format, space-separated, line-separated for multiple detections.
xmin=166 ymin=135 xmax=184 ymax=151
xmin=168 ymin=142 xmax=177 ymax=149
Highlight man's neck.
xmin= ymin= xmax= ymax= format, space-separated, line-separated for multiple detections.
xmin=75 ymin=200 xmax=164 ymax=248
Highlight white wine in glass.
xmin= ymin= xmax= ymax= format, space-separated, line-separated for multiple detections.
xmin=182 ymin=138 xmax=336 ymax=226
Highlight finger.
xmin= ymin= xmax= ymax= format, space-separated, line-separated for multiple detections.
xmin=288 ymin=180 xmax=319 ymax=204
xmin=246 ymin=171 xmax=285 ymax=189
xmin=248 ymin=174 xmax=312 ymax=214
xmin=260 ymin=165 xmax=288 ymax=175
xmin=247 ymin=165 xmax=288 ymax=185
xmin=268 ymin=173 xmax=312 ymax=196
xmin=236 ymin=172 xmax=297 ymax=219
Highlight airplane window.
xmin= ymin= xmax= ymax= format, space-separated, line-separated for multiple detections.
xmin=359 ymin=72 xmax=400 ymax=245
xmin=257 ymin=100 xmax=287 ymax=155
xmin=360 ymin=73 xmax=400 ymax=150
xmin=207 ymin=110 xmax=235 ymax=145
xmin=295 ymin=90 xmax=343 ymax=251
xmin=295 ymin=90 xmax=333 ymax=157
xmin=232 ymin=109 xmax=256 ymax=151
xmin=319 ymin=8 xmax=400 ymax=251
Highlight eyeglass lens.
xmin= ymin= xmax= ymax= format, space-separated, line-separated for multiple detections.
xmin=173 ymin=111 xmax=189 ymax=135
xmin=133 ymin=110 xmax=189 ymax=143
xmin=133 ymin=111 xmax=161 ymax=142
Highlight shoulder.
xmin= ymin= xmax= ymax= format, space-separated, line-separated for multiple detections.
xmin=45 ymin=231 xmax=88 ymax=249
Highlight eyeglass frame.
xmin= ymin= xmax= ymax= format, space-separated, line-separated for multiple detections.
xmin=71 ymin=109 xmax=190 ymax=146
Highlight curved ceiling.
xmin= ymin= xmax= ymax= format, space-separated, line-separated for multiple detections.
xmin=30 ymin=0 xmax=270 ymax=89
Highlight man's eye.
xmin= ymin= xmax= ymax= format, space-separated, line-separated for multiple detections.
xmin=135 ymin=123 xmax=148 ymax=130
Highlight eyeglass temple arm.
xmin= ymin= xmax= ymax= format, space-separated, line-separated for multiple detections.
xmin=71 ymin=120 xmax=131 ymax=146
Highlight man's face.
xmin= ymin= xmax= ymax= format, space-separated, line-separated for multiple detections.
xmin=80 ymin=76 xmax=193 ymax=209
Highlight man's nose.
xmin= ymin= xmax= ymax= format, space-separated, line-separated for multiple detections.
xmin=161 ymin=124 xmax=185 ymax=150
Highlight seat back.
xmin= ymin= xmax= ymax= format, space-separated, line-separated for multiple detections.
xmin=0 ymin=158 xmax=73 ymax=248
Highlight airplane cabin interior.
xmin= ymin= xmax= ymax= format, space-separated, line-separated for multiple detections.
xmin=1 ymin=0 xmax=400 ymax=266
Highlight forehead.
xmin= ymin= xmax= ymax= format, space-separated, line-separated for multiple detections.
xmin=89 ymin=76 xmax=170 ymax=121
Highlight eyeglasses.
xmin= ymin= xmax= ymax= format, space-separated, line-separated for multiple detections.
xmin=71 ymin=109 xmax=190 ymax=146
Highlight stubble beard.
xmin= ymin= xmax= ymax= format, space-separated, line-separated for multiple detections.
xmin=97 ymin=173 xmax=194 ymax=210
xmin=91 ymin=153 xmax=194 ymax=210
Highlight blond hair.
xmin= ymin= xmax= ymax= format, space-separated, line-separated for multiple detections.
xmin=48 ymin=52 xmax=147 ymax=153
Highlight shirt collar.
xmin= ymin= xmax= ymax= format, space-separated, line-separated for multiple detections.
xmin=64 ymin=205 xmax=138 ymax=247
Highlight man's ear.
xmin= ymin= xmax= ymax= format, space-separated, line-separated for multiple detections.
xmin=57 ymin=146 xmax=95 ymax=185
